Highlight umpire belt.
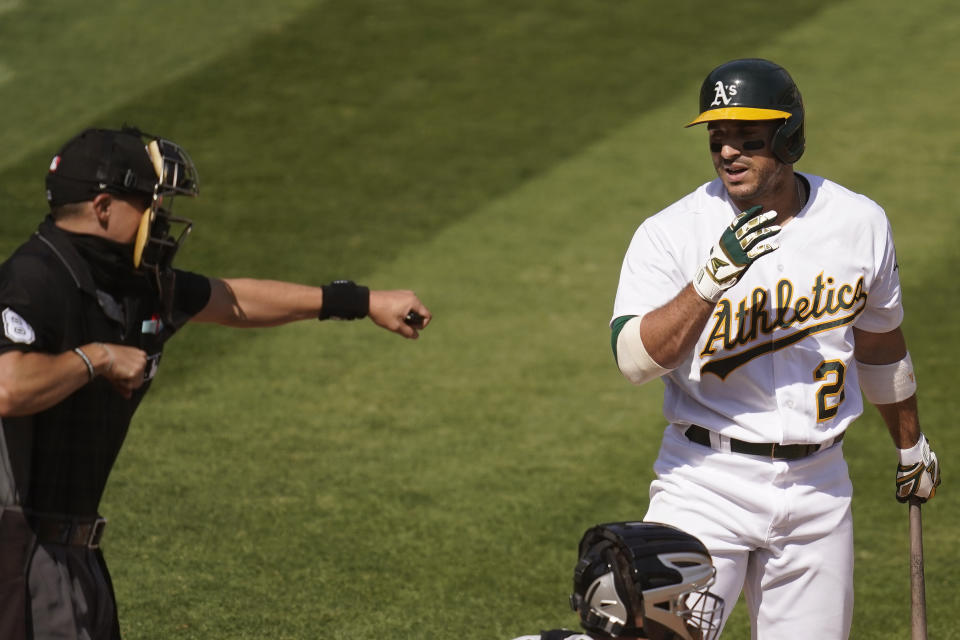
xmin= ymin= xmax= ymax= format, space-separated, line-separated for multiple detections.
xmin=683 ymin=424 xmax=845 ymax=460
xmin=28 ymin=513 xmax=107 ymax=550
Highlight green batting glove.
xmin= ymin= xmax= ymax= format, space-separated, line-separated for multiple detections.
xmin=693 ymin=205 xmax=781 ymax=303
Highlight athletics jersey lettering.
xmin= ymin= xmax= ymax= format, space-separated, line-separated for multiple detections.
xmin=700 ymin=273 xmax=867 ymax=379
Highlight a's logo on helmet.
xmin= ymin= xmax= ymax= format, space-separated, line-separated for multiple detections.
xmin=710 ymin=81 xmax=738 ymax=107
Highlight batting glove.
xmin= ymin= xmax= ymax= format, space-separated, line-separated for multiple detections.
xmin=896 ymin=433 xmax=941 ymax=503
xmin=693 ymin=205 xmax=781 ymax=303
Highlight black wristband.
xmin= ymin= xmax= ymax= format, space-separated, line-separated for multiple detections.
xmin=318 ymin=280 xmax=370 ymax=320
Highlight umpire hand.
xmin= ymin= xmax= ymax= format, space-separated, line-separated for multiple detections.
xmin=369 ymin=290 xmax=431 ymax=339
xmin=96 ymin=343 xmax=148 ymax=398
xmin=896 ymin=433 xmax=941 ymax=503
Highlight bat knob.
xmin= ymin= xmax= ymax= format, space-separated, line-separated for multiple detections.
xmin=404 ymin=311 xmax=425 ymax=327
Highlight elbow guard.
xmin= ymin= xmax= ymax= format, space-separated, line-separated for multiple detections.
xmin=615 ymin=316 xmax=671 ymax=385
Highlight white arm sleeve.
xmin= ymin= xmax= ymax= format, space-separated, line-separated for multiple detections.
xmin=615 ymin=315 xmax=672 ymax=385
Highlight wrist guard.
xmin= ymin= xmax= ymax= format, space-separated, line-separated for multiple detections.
xmin=318 ymin=280 xmax=369 ymax=320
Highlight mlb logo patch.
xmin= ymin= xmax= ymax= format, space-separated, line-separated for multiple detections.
xmin=141 ymin=315 xmax=164 ymax=335
xmin=49 ymin=155 xmax=61 ymax=172
xmin=2 ymin=308 xmax=35 ymax=344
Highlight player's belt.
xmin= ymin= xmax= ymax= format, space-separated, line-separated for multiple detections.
xmin=683 ymin=424 xmax=845 ymax=460
xmin=28 ymin=512 xmax=107 ymax=550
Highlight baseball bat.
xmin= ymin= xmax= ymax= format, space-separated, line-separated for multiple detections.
xmin=909 ymin=497 xmax=927 ymax=640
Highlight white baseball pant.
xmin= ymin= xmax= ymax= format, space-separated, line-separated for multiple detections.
xmin=644 ymin=424 xmax=854 ymax=640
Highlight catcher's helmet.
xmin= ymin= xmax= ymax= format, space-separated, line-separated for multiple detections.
xmin=569 ymin=522 xmax=723 ymax=640
xmin=686 ymin=58 xmax=805 ymax=164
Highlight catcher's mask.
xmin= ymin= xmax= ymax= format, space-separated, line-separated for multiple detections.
xmin=569 ymin=522 xmax=724 ymax=640
xmin=686 ymin=58 xmax=805 ymax=164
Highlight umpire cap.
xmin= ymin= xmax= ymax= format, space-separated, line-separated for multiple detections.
xmin=46 ymin=127 xmax=159 ymax=207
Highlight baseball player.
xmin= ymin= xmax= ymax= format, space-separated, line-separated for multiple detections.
xmin=511 ymin=521 xmax=724 ymax=640
xmin=609 ymin=59 xmax=941 ymax=639
xmin=0 ymin=126 xmax=431 ymax=639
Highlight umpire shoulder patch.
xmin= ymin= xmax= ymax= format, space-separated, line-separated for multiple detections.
xmin=2 ymin=308 xmax=35 ymax=344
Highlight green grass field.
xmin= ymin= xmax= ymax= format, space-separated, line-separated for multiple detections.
xmin=1 ymin=1 xmax=958 ymax=638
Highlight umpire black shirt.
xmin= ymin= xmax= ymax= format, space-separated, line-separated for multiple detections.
xmin=0 ymin=216 xmax=210 ymax=517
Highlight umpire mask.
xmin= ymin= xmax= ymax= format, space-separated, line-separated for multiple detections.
xmin=133 ymin=134 xmax=199 ymax=273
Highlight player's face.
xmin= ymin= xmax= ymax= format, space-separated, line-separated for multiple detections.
xmin=707 ymin=121 xmax=790 ymax=207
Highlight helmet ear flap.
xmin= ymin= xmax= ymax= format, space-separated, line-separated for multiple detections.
xmin=773 ymin=103 xmax=805 ymax=164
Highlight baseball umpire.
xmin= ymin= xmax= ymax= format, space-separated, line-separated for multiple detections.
xmin=609 ymin=59 xmax=941 ymax=638
xmin=511 ymin=521 xmax=724 ymax=640
xmin=0 ymin=126 xmax=431 ymax=639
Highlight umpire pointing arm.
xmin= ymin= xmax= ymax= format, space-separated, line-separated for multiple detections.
xmin=0 ymin=126 xmax=431 ymax=640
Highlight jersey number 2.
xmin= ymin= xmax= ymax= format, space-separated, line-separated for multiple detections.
xmin=814 ymin=360 xmax=846 ymax=422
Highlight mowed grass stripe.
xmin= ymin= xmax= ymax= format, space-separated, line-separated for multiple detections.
xmin=0 ymin=0 xmax=319 ymax=179
xmin=0 ymin=1 xmax=834 ymax=262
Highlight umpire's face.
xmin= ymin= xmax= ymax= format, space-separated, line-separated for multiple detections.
xmin=707 ymin=120 xmax=790 ymax=208
xmin=92 ymin=192 xmax=153 ymax=245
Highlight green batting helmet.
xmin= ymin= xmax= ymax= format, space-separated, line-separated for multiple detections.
xmin=686 ymin=58 xmax=805 ymax=164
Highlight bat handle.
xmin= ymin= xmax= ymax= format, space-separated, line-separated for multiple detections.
xmin=909 ymin=498 xmax=927 ymax=640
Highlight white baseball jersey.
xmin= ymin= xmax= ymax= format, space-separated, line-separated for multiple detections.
xmin=511 ymin=634 xmax=591 ymax=640
xmin=612 ymin=173 xmax=903 ymax=445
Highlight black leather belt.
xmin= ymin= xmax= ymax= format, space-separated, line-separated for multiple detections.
xmin=683 ymin=424 xmax=844 ymax=460
xmin=29 ymin=513 xmax=107 ymax=549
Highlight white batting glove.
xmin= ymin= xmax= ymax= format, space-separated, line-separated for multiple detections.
xmin=896 ymin=433 xmax=941 ymax=503
xmin=693 ymin=205 xmax=781 ymax=303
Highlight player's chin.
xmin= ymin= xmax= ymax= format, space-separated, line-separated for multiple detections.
xmin=720 ymin=173 xmax=758 ymax=200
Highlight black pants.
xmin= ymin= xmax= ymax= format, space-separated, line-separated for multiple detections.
xmin=26 ymin=543 xmax=121 ymax=640
xmin=0 ymin=507 xmax=33 ymax=639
